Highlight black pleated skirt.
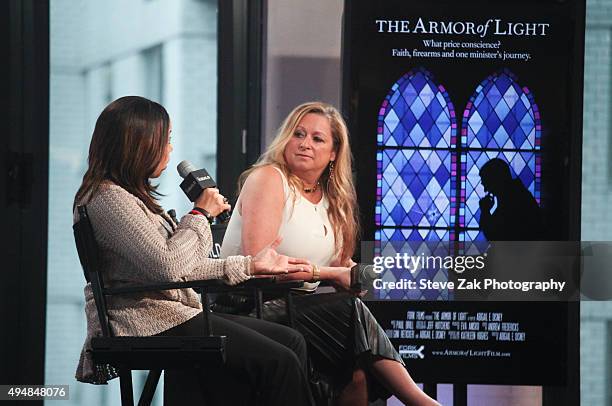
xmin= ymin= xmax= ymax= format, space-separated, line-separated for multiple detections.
xmin=257 ymin=291 xmax=405 ymax=403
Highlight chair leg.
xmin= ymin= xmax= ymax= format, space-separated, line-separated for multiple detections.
xmin=119 ymin=368 xmax=134 ymax=406
xmin=286 ymin=290 xmax=294 ymax=328
xmin=137 ymin=369 xmax=162 ymax=406
xmin=201 ymin=291 xmax=212 ymax=335
xmin=255 ymin=289 xmax=263 ymax=319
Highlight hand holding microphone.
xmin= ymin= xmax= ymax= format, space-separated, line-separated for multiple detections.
xmin=195 ymin=188 xmax=230 ymax=217
xmin=177 ymin=160 xmax=231 ymax=222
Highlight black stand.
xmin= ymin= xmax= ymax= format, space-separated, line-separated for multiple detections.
xmin=424 ymin=383 xmax=468 ymax=404
xmin=453 ymin=384 xmax=468 ymax=406
xmin=423 ymin=383 xmax=437 ymax=400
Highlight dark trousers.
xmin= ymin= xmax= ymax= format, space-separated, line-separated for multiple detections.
xmin=157 ymin=312 xmax=314 ymax=406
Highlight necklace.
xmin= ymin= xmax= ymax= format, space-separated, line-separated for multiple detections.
xmin=303 ymin=181 xmax=320 ymax=193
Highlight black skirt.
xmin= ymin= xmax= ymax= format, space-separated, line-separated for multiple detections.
xmin=257 ymin=291 xmax=405 ymax=403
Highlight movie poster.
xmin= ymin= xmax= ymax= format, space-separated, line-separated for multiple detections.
xmin=344 ymin=0 xmax=584 ymax=384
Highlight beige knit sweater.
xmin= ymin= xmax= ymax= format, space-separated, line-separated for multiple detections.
xmin=75 ymin=183 xmax=251 ymax=384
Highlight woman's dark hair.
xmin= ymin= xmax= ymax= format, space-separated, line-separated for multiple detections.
xmin=74 ymin=96 xmax=170 ymax=214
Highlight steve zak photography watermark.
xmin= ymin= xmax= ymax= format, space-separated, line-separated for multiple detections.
xmin=356 ymin=241 xmax=612 ymax=301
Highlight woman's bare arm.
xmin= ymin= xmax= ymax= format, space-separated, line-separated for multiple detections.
xmin=240 ymin=166 xmax=354 ymax=289
xmin=240 ymin=166 xmax=286 ymax=255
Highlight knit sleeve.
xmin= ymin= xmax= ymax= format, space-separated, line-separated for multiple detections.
xmin=87 ymin=185 xmax=251 ymax=285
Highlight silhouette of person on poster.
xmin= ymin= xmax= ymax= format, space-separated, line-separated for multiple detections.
xmin=478 ymin=158 xmax=543 ymax=241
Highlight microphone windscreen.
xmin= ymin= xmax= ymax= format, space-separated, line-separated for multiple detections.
xmin=177 ymin=160 xmax=197 ymax=178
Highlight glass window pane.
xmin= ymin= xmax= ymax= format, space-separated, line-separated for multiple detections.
xmin=47 ymin=1 xmax=218 ymax=404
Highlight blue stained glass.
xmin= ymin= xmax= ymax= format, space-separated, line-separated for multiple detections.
xmin=512 ymin=97 xmax=528 ymax=122
xmin=493 ymin=98 xmax=511 ymax=119
xmin=418 ymin=112 xmax=435 ymax=134
xmin=463 ymin=70 xmax=542 ymax=151
xmin=493 ymin=126 xmax=509 ymax=148
xmin=428 ymin=96 xmax=443 ymax=120
xmin=485 ymin=114 xmax=502 ymax=138
xmin=468 ymin=110 xmax=484 ymax=135
xmin=419 ymin=83 xmax=435 ymax=105
xmin=378 ymin=149 xmax=453 ymax=228
xmin=458 ymin=70 xmax=542 ymax=242
xmin=503 ymin=114 xmax=519 ymax=141
xmin=383 ymin=124 xmax=393 ymax=145
xmin=486 ymin=84 xmax=502 ymax=106
xmin=428 ymin=125 xmax=443 ymax=148
xmin=460 ymin=230 xmax=488 ymax=243
xmin=385 ymin=109 xmax=400 ymax=132
xmin=495 ymin=74 xmax=512 ymax=93
xmin=377 ymin=69 xmax=457 ymax=232
xmin=410 ymin=98 xmax=427 ymax=120
xmin=520 ymin=112 xmax=535 ymax=135
xmin=402 ymin=83 xmax=418 ymax=105
xmin=503 ymin=87 xmax=519 ymax=109
xmin=408 ymin=150 xmax=426 ymax=174
xmin=378 ymin=68 xmax=456 ymax=148
xmin=409 ymin=124 xmax=426 ymax=146
xmin=411 ymin=73 xmax=427 ymax=92
xmin=376 ymin=68 xmax=542 ymax=301
xmin=390 ymin=89 xmax=400 ymax=104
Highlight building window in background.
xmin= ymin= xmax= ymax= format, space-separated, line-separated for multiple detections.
xmin=47 ymin=1 xmax=218 ymax=404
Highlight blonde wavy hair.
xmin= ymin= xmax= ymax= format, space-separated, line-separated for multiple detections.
xmin=239 ymin=102 xmax=359 ymax=265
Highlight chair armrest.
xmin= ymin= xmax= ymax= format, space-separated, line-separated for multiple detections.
xmin=317 ymin=280 xmax=335 ymax=288
xmin=105 ymin=279 xmax=227 ymax=295
xmin=105 ymin=278 xmax=304 ymax=296
xmin=239 ymin=278 xmax=304 ymax=290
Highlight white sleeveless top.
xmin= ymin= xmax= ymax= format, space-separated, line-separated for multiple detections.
xmin=220 ymin=166 xmax=336 ymax=268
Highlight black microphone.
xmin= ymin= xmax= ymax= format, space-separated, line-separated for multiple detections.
xmin=177 ymin=160 xmax=230 ymax=223
xmin=167 ymin=209 xmax=179 ymax=225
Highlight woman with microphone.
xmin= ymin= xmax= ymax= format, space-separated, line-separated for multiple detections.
xmin=74 ymin=96 xmax=314 ymax=406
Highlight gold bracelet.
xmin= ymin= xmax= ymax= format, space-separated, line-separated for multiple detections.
xmin=311 ymin=264 xmax=320 ymax=282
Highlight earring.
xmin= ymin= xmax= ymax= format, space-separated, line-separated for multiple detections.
xmin=329 ymin=161 xmax=335 ymax=181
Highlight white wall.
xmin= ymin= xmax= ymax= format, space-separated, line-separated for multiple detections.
xmin=263 ymin=0 xmax=344 ymax=145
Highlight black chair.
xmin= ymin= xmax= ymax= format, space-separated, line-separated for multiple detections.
xmin=73 ymin=205 xmax=302 ymax=405
xmin=208 ymin=223 xmax=300 ymax=326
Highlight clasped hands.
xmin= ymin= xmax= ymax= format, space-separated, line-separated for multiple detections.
xmin=251 ymin=240 xmax=364 ymax=295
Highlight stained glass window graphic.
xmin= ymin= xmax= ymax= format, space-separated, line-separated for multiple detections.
xmin=378 ymin=68 xmax=457 ymax=149
xmin=378 ymin=149 xmax=452 ymax=228
xmin=377 ymin=68 xmax=458 ymax=234
xmin=463 ymin=70 xmax=542 ymax=151
xmin=374 ymin=68 xmax=542 ymax=300
xmin=376 ymin=68 xmax=457 ymax=300
xmin=460 ymin=70 xmax=542 ymax=241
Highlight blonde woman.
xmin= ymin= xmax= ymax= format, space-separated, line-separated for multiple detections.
xmin=221 ymin=102 xmax=439 ymax=405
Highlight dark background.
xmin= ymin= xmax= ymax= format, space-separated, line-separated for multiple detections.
xmin=345 ymin=0 xmax=582 ymax=243
xmin=342 ymin=0 xmax=584 ymax=391
xmin=366 ymin=301 xmax=568 ymax=384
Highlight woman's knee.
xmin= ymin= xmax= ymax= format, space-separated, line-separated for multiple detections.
xmin=258 ymin=343 xmax=306 ymax=386
xmin=274 ymin=324 xmax=308 ymax=362
xmin=286 ymin=331 xmax=308 ymax=367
